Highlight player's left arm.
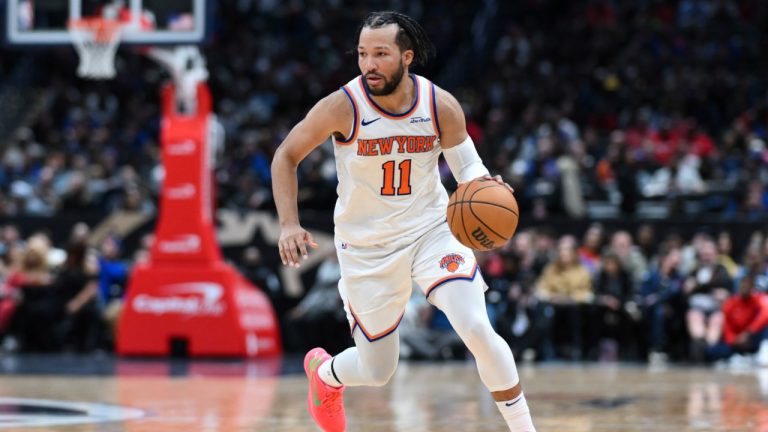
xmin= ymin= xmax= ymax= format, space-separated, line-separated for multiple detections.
xmin=435 ymin=86 xmax=513 ymax=192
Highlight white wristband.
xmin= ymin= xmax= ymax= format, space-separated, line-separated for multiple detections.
xmin=443 ymin=136 xmax=490 ymax=183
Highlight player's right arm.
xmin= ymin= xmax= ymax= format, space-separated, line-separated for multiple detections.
xmin=271 ymin=90 xmax=352 ymax=267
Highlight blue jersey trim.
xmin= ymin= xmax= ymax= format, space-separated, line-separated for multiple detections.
xmin=425 ymin=264 xmax=480 ymax=299
xmin=431 ymin=82 xmax=442 ymax=138
xmin=337 ymin=86 xmax=358 ymax=143
xmin=361 ymin=74 xmax=419 ymax=118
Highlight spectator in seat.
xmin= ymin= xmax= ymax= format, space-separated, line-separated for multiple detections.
xmin=530 ymin=228 xmax=556 ymax=276
xmin=679 ymin=232 xmax=711 ymax=276
xmin=609 ymin=230 xmax=647 ymax=290
xmin=577 ymin=223 xmax=604 ymax=276
xmin=716 ymin=231 xmax=738 ymax=278
xmin=56 ymin=241 xmax=102 ymax=352
xmin=511 ymin=230 xmax=538 ymax=277
xmin=737 ymin=246 xmax=768 ymax=293
xmin=641 ymin=247 xmax=686 ymax=363
xmin=0 ymin=243 xmax=24 ymax=340
xmin=635 ymin=224 xmax=657 ymax=264
xmin=97 ymin=235 xmax=129 ymax=347
xmin=707 ymin=276 xmax=768 ymax=363
xmin=497 ymin=278 xmax=554 ymax=362
xmin=8 ymin=235 xmax=56 ymax=351
xmin=684 ymin=240 xmax=733 ymax=362
xmin=590 ymin=252 xmax=638 ymax=361
xmin=0 ymin=224 xmax=23 ymax=260
xmin=536 ymin=236 xmax=592 ymax=360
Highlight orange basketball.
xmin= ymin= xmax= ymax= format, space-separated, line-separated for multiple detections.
xmin=447 ymin=178 xmax=519 ymax=251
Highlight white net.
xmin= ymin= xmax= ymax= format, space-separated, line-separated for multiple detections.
xmin=68 ymin=19 xmax=123 ymax=79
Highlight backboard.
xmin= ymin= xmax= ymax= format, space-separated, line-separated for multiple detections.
xmin=5 ymin=0 xmax=209 ymax=45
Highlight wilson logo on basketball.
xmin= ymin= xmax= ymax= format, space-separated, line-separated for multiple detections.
xmin=439 ymin=254 xmax=465 ymax=273
xmin=471 ymin=228 xmax=495 ymax=249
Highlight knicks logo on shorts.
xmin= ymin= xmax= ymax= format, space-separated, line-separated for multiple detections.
xmin=439 ymin=254 xmax=465 ymax=273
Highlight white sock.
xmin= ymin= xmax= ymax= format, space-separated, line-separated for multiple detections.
xmin=496 ymin=394 xmax=535 ymax=431
xmin=318 ymin=357 xmax=343 ymax=388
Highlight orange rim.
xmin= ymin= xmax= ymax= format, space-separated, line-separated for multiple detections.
xmin=68 ymin=18 xmax=123 ymax=43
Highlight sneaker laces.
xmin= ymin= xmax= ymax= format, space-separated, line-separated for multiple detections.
xmin=322 ymin=388 xmax=344 ymax=415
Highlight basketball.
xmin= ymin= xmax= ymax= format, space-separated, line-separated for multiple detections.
xmin=447 ymin=178 xmax=519 ymax=251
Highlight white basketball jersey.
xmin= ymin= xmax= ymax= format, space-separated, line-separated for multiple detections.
xmin=332 ymin=74 xmax=448 ymax=247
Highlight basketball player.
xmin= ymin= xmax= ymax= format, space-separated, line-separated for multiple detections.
xmin=271 ymin=11 xmax=535 ymax=432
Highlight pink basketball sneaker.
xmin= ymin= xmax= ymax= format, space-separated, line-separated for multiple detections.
xmin=304 ymin=348 xmax=346 ymax=432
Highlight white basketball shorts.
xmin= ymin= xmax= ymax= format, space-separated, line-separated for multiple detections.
xmin=335 ymin=221 xmax=486 ymax=342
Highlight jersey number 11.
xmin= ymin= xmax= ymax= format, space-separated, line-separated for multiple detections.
xmin=381 ymin=160 xmax=412 ymax=196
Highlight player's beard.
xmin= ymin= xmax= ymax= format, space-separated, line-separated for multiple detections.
xmin=364 ymin=60 xmax=405 ymax=96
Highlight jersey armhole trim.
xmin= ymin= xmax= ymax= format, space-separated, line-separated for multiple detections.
xmin=430 ymin=82 xmax=442 ymax=139
xmin=335 ymin=86 xmax=359 ymax=145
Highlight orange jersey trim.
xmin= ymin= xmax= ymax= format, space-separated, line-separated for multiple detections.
xmin=358 ymin=74 xmax=420 ymax=120
xmin=349 ymin=303 xmax=405 ymax=342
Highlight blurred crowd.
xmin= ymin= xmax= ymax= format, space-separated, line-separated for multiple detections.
xmin=1 ymin=220 xmax=768 ymax=367
xmin=0 ymin=1 xmax=766 ymax=219
xmin=474 ymin=0 xmax=768 ymax=220
xmin=0 ymin=223 xmax=141 ymax=353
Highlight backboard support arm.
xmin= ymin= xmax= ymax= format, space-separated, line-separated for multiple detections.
xmin=146 ymin=46 xmax=209 ymax=115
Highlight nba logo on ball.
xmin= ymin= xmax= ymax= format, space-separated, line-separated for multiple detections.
xmin=439 ymin=254 xmax=465 ymax=273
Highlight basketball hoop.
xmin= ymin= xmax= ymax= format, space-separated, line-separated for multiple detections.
xmin=68 ymin=17 xmax=124 ymax=79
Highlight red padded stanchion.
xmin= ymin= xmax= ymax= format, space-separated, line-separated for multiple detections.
xmin=117 ymin=84 xmax=281 ymax=357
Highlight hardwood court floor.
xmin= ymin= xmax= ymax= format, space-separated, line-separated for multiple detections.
xmin=0 ymin=358 xmax=767 ymax=431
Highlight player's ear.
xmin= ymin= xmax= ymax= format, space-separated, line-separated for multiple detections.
xmin=402 ymin=49 xmax=414 ymax=67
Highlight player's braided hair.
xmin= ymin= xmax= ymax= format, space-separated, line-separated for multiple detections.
xmin=355 ymin=11 xmax=436 ymax=67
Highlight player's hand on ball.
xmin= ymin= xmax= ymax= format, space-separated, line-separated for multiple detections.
xmin=278 ymin=224 xmax=319 ymax=268
xmin=483 ymin=174 xmax=514 ymax=194
xmin=459 ymin=175 xmax=514 ymax=193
